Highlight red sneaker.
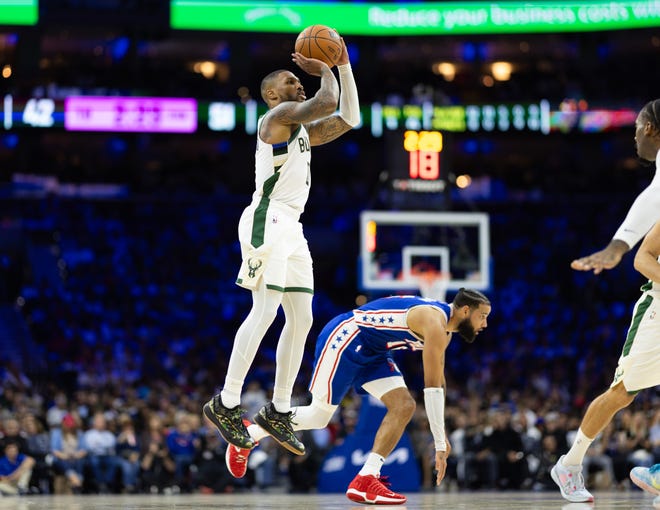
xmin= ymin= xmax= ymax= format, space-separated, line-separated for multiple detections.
xmin=346 ymin=474 xmax=407 ymax=505
xmin=225 ymin=419 xmax=256 ymax=478
xmin=225 ymin=444 xmax=251 ymax=478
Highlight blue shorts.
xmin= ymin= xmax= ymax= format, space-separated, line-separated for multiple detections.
xmin=308 ymin=312 xmax=403 ymax=405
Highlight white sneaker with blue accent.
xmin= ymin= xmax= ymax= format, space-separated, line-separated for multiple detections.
xmin=630 ymin=464 xmax=660 ymax=495
xmin=551 ymin=455 xmax=594 ymax=503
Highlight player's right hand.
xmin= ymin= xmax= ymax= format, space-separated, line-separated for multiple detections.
xmin=570 ymin=248 xmax=623 ymax=274
xmin=291 ymin=52 xmax=330 ymax=77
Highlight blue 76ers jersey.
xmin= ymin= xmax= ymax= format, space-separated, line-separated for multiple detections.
xmin=308 ymin=295 xmax=451 ymax=405
xmin=352 ymin=295 xmax=450 ymax=352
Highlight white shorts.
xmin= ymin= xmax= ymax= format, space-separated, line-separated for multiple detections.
xmin=236 ymin=200 xmax=313 ymax=293
xmin=611 ymin=288 xmax=660 ymax=392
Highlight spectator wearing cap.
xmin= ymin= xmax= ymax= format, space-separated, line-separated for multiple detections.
xmin=50 ymin=414 xmax=86 ymax=493
xmin=0 ymin=440 xmax=35 ymax=495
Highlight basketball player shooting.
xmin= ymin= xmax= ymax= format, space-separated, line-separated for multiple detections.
xmin=203 ymin=33 xmax=360 ymax=459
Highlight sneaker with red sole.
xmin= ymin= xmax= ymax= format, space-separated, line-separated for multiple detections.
xmin=346 ymin=474 xmax=407 ymax=505
xmin=225 ymin=419 xmax=257 ymax=479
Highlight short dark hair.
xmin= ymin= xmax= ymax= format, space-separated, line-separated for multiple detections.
xmin=639 ymin=99 xmax=660 ymax=130
xmin=452 ymin=288 xmax=490 ymax=309
xmin=260 ymin=69 xmax=288 ymax=102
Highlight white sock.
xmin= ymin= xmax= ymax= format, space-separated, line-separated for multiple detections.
xmin=272 ymin=399 xmax=290 ymax=414
xmin=563 ymin=428 xmax=594 ymax=466
xmin=247 ymin=423 xmax=268 ymax=442
xmin=358 ymin=452 xmax=385 ymax=477
xmin=220 ymin=377 xmax=243 ymax=409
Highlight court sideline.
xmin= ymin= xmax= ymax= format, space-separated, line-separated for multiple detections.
xmin=0 ymin=491 xmax=655 ymax=510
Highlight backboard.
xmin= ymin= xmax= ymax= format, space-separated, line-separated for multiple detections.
xmin=359 ymin=210 xmax=490 ymax=297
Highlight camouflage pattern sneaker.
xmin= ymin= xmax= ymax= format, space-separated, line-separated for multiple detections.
xmin=203 ymin=394 xmax=255 ymax=450
xmin=253 ymin=402 xmax=305 ymax=455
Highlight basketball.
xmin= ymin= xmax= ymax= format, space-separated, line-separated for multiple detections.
xmin=294 ymin=25 xmax=342 ymax=67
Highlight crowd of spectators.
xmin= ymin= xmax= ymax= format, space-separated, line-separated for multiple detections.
xmin=0 ymin=182 xmax=658 ymax=496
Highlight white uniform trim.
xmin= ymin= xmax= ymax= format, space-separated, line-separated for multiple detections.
xmin=611 ymin=286 xmax=660 ymax=392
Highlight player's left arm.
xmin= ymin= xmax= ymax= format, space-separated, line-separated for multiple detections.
xmin=634 ymin=221 xmax=660 ymax=282
xmin=407 ymin=306 xmax=451 ymax=485
xmin=306 ymin=37 xmax=360 ymax=146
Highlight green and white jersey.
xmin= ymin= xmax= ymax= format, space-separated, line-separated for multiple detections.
xmin=252 ymin=116 xmax=311 ymax=214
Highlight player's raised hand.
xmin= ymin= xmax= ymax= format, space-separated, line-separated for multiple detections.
xmin=335 ymin=36 xmax=349 ymax=66
xmin=291 ymin=51 xmax=330 ymax=77
xmin=571 ymin=240 xmax=630 ymax=274
xmin=435 ymin=438 xmax=452 ymax=486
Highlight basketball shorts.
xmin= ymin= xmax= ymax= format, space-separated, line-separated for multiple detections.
xmin=308 ymin=312 xmax=406 ymax=405
xmin=610 ymin=288 xmax=660 ymax=392
xmin=236 ymin=200 xmax=313 ymax=293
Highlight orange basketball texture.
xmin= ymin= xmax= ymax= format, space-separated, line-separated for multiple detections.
xmin=294 ymin=25 xmax=342 ymax=67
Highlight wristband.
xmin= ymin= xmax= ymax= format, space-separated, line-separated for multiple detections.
xmin=424 ymin=387 xmax=446 ymax=451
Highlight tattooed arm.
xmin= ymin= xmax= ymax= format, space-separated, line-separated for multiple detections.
xmin=261 ymin=61 xmax=339 ymax=144
xmin=306 ymin=115 xmax=354 ymax=146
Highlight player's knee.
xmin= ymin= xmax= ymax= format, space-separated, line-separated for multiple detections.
xmin=396 ymin=394 xmax=416 ymax=421
xmin=609 ymin=383 xmax=636 ymax=407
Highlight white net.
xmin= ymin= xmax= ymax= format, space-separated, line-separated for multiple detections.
xmin=415 ymin=271 xmax=449 ymax=302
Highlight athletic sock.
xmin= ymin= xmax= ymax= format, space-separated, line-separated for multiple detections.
xmin=358 ymin=452 xmax=385 ymax=477
xmin=563 ymin=428 xmax=594 ymax=466
xmin=272 ymin=399 xmax=291 ymax=414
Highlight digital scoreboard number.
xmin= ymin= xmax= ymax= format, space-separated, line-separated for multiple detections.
xmin=389 ymin=130 xmax=446 ymax=193
xmin=404 ymin=130 xmax=442 ymax=181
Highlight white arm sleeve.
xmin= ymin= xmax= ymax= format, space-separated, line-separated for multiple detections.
xmin=337 ymin=63 xmax=360 ymax=127
xmin=423 ymin=387 xmax=447 ymax=451
xmin=613 ymin=151 xmax=660 ymax=248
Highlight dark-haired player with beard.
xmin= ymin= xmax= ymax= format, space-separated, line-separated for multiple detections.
xmin=225 ymin=288 xmax=491 ymax=505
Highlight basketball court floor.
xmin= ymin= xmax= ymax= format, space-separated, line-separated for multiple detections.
xmin=0 ymin=491 xmax=656 ymax=510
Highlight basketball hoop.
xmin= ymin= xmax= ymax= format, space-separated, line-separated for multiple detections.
xmin=413 ymin=270 xmax=449 ymax=302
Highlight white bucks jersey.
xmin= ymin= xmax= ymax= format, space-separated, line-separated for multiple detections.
xmin=253 ymin=117 xmax=311 ymax=213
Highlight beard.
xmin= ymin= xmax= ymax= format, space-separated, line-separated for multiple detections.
xmin=457 ymin=318 xmax=477 ymax=343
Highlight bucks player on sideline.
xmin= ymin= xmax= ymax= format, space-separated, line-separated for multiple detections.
xmin=552 ymin=100 xmax=660 ymax=503
xmin=224 ymin=289 xmax=491 ymax=505
xmin=203 ymin=37 xmax=360 ymax=457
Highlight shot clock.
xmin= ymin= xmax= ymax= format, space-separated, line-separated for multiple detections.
xmin=388 ymin=129 xmax=448 ymax=193
xmin=404 ymin=130 xmax=442 ymax=181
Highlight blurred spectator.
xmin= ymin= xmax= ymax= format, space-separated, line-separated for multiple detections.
xmin=650 ymin=410 xmax=660 ymax=462
xmin=0 ymin=440 xmax=35 ymax=495
xmin=50 ymin=413 xmax=86 ymax=494
xmin=533 ymin=433 xmax=561 ymax=490
xmin=115 ymin=413 xmax=140 ymax=493
xmin=486 ymin=409 xmax=528 ymax=489
xmin=46 ymin=393 xmax=69 ymax=430
xmin=165 ymin=413 xmax=200 ymax=492
xmin=0 ymin=417 xmax=28 ymax=454
xmin=22 ymin=414 xmax=52 ymax=493
xmin=83 ymin=412 xmax=118 ymax=493
xmin=192 ymin=429 xmax=235 ymax=494
xmin=139 ymin=413 xmax=175 ymax=494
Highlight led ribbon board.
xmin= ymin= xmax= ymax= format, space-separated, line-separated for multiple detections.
xmin=64 ymin=96 xmax=198 ymax=133
xmin=171 ymin=1 xmax=660 ymax=35
xmin=0 ymin=0 xmax=38 ymax=25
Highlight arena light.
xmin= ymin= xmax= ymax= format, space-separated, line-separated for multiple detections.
xmin=491 ymin=62 xmax=512 ymax=81
xmin=171 ymin=1 xmax=660 ymax=35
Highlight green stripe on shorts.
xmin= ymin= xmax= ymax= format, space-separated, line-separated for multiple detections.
xmin=266 ymin=284 xmax=314 ymax=294
xmin=251 ymin=172 xmax=280 ymax=247
xmin=622 ymin=294 xmax=653 ymax=356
